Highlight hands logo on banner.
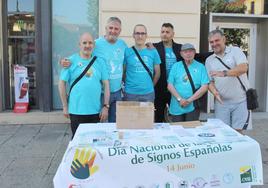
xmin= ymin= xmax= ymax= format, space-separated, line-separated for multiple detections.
xmin=70 ymin=148 xmax=99 ymax=179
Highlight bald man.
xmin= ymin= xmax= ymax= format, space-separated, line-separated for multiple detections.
xmin=58 ymin=32 xmax=110 ymax=137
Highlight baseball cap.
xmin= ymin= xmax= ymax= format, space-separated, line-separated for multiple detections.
xmin=181 ymin=43 xmax=195 ymax=51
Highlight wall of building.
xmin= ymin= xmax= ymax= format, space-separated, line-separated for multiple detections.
xmin=245 ymin=0 xmax=264 ymax=14
xmin=99 ymin=0 xmax=201 ymax=51
xmin=255 ymin=20 xmax=268 ymax=111
xmin=0 ymin=0 xmax=3 ymax=111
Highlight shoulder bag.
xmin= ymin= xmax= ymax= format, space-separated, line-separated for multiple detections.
xmin=215 ymin=56 xmax=258 ymax=110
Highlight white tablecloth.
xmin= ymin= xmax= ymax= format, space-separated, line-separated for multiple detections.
xmin=54 ymin=119 xmax=262 ymax=188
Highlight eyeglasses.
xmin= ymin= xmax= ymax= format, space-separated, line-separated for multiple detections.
xmin=82 ymin=41 xmax=93 ymax=45
xmin=134 ymin=32 xmax=147 ymax=36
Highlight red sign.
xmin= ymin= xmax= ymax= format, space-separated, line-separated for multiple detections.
xmin=13 ymin=65 xmax=29 ymax=113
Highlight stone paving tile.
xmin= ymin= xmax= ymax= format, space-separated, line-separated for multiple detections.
xmin=21 ymin=124 xmax=70 ymax=158
xmin=0 ymin=124 xmax=21 ymax=135
xmin=46 ymin=132 xmax=71 ymax=175
xmin=0 ymin=174 xmax=43 ymax=188
xmin=40 ymin=174 xmax=54 ymax=188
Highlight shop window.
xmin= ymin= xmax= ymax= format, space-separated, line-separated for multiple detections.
xmin=52 ymin=0 xmax=99 ymax=109
xmin=7 ymin=0 xmax=37 ymax=108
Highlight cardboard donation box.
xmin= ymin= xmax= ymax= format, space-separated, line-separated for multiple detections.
xmin=170 ymin=120 xmax=202 ymax=128
xmin=116 ymin=101 xmax=154 ymax=129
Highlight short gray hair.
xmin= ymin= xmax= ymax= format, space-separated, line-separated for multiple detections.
xmin=208 ymin=29 xmax=224 ymax=39
xmin=106 ymin=17 xmax=121 ymax=25
xmin=133 ymin=24 xmax=147 ymax=34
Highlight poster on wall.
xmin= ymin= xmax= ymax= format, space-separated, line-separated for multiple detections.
xmin=13 ymin=65 xmax=29 ymax=113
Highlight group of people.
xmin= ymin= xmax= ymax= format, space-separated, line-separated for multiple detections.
xmin=58 ymin=17 xmax=251 ymax=137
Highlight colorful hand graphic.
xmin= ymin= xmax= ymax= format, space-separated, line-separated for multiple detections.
xmin=70 ymin=148 xmax=99 ymax=179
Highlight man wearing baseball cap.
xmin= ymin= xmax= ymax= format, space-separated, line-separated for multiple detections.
xmin=167 ymin=43 xmax=209 ymax=122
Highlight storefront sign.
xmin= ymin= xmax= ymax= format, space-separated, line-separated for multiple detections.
xmin=13 ymin=65 xmax=29 ymax=113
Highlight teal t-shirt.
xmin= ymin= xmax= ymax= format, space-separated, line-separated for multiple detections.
xmin=168 ymin=60 xmax=209 ymax=115
xmin=94 ymin=37 xmax=127 ymax=92
xmin=60 ymin=53 xmax=108 ymax=115
xmin=124 ymin=47 xmax=161 ymax=94
xmin=165 ymin=47 xmax=177 ymax=78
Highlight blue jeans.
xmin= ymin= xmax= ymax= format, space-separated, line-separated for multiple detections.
xmin=108 ymin=90 xmax=122 ymax=122
xmin=124 ymin=92 xmax=155 ymax=102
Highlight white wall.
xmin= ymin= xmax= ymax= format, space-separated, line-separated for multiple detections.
xmin=0 ymin=0 xmax=3 ymax=111
xmin=256 ymin=20 xmax=268 ymax=111
xmin=99 ymin=0 xmax=201 ymax=51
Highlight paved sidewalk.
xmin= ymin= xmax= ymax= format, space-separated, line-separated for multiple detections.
xmin=0 ymin=112 xmax=267 ymax=188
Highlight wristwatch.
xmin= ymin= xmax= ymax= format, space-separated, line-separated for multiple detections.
xmin=103 ymin=104 xmax=110 ymax=109
xmin=223 ymin=70 xmax=228 ymax=77
xmin=177 ymin=97 xmax=181 ymax=102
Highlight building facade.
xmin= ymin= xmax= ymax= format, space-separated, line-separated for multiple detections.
xmin=0 ymin=0 xmax=200 ymax=112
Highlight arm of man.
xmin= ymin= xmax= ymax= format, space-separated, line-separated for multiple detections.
xmin=58 ymin=80 xmax=69 ymax=118
xmin=167 ymin=83 xmax=188 ymax=107
xmin=210 ymin=63 xmax=248 ymax=77
xmin=208 ymin=81 xmax=223 ymax=104
xmin=224 ymin=63 xmax=248 ymax=77
xmin=122 ymin=64 xmax=126 ymax=83
xmin=59 ymin=58 xmax=71 ymax=68
xmin=153 ymin=64 xmax=160 ymax=86
xmin=99 ymin=80 xmax=110 ymax=122
xmin=187 ymin=84 xmax=208 ymax=103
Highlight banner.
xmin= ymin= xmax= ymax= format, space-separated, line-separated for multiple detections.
xmin=54 ymin=120 xmax=263 ymax=188
xmin=13 ymin=65 xmax=29 ymax=113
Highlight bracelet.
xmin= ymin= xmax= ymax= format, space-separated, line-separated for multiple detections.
xmin=103 ymin=104 xmax=110 ymax=109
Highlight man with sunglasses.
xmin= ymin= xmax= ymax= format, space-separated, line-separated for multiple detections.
xmin=60 ymin=17 xmax=127 ymax=123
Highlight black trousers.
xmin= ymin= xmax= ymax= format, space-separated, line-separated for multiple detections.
xmin=170 ymin=109 xmax=200 ymax=122
xmin=154 ymin=91 xmax=171 ymax=122
xmin=69 ymin=114 xmax=100 ymax=138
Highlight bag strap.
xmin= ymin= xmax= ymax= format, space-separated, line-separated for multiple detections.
xmin=215 ymin=56 xmax=247 ymax=92
xmin=181 ymin=60 xmax=196 ymax=93
xmin=132 ymin=46 xmax=153 ymax=81
xmin=69 ymin=56 xmax=97 ymax=96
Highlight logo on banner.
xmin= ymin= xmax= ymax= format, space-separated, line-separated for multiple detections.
xmin=197 ymin=133 xmax=215 ymax=137
xmin=178 ymin=180 xmax=189 ymax=188
xmin=70 ymin=148 xmax=99 ymax=179
xmin=191 ymin=177 xmax=207 ymax=188
xmin=210 ymin=174 xmax=220 ymax=187
xmin=240 ymin=166 xmax=253 ymax=183
xmin=223 ymin=173 xmax=234 ymax=184
xmin=164 ymin=182 xmax=173 ymax=188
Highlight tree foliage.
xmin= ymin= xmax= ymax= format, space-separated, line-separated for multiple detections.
xmin=201 ymin=0 xmax=247 ymax=14
xmin=201 ymin=0 xmax=249 ymax=49
xmin=87 ymin=0 xmax=99 ymax=37
xmin=223 ymin=28 xmax=249 ymax=49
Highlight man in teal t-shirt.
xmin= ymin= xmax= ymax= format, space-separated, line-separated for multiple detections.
xmin=93 ymin=18 xmax=127 ymax=122
xmin=60 ymin=17 xmax=127 ymax=122
xmin=58 ymin=33 xmax=110 ymax=137
xmin=167 ymin=43 xmax=209 ymax=122
xmin=123 ymin=24 xmax=161 ymax=102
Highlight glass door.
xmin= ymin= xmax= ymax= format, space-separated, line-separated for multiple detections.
xmin=7 ymin=0 xmax=37 ymax=109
